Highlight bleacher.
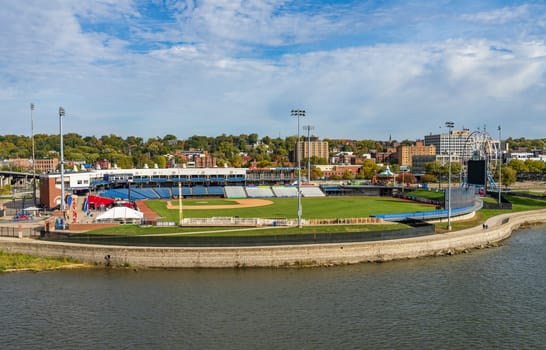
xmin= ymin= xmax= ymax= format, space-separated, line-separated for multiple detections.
xmin=154 ymin=187 xmax=172 ymax=199
xmin=99 ymin=189 xmax=131 ymax=200
xmin=98 ymin=184 xmax=326 ymax=201
xmin=245 ymin=186 xmax=274 ymax=198
xmin=271 ymin=186 xmax=298 ymax=197
xmin=131 ymin=188 xmax=160 ymax=199
xmin=224 ymin=186 xmax=247 ymax=199
xmin=207 ymin=186 xmax=225 ymax=196
xmin=192 ymin=186 xmax=207 ymax=196
xmin=301 ymin=186 xmax=326 ymax=197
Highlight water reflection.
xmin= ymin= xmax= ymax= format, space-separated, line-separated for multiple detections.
xmin=1 ymin=227 xmax=545 ymax=349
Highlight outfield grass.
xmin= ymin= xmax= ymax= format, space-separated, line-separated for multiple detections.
xmin=405 ymin=189 xmax=444 ymax=200
xmin=147 ymin=196 xmax=437 ymax=221
xmin=84 ymin=223 xmax=411 ymax=236
xmin=86 ymin=196 xmax=433 ymax=236
xmin=86 ymin=195 xmax=546 ymax=237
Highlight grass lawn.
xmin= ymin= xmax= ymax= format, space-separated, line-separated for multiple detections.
xmin=85 ymin=195 xmax=546 ymax=237
xmin=146 ymin=196 xmax=437 ymax=221
xmin=0 ymin=251 xmax=87 ymax=272
xmin=405 ymin=189 xmax=444 ymax=200
xmin=83 ymin=222 xmax=411 ymax=236
xmin=435 ymin=195 xmax=546 ymax=233
xmin=85 ymin=196 xmax=432 ymax=236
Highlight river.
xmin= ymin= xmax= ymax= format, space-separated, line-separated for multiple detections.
xmin=1 ymin=226 xmax=545 ymax=349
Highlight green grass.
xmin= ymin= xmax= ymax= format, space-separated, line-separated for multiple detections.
xmin=82 ymin=223 xmax=410 ymax=236
xmin=147 ymin=196 xmax=437 ymax=221
xmin=85 ymin=196 xmax=432 ymax=236
xmin=86 ymin=195 xmax=546 ymax=237
xmin=405 ymin=189 xmax=444 ymax=200
xmin=436 ymin=194 xmax=546 ymax=233
xmin=0 ymin=251 xmax=86 ymax=272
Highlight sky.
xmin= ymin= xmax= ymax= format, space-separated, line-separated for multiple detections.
xmin=1 ymin=0 xmax=545 ymax=141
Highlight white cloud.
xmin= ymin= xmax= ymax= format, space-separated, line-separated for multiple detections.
xmin=1 ymin=1 xmax=546 ymax=141
xmin=461 ymin=5 xmax=530 ymax=24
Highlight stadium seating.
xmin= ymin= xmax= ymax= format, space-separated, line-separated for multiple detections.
xmin=131 ymin=188 xmax=160 ymax=199
xmin=245 ymin=186 xmax=274 ymax=198
xmin=301 ymin=186 xmax=326 ymax=197
xmin=224 ymin=186 xmax=247 ymax=198
xmin=271 ymin=186 xmax=298 ymax=197
xmin=154 ymin=187 xmax=172 ymax=199
xmin=207 ymin=186 xmax=225 ymax=196
xmin=192 ymin=186 xmax=207 ymax=196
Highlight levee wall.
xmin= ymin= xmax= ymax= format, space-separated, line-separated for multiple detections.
xmin=1 ymin=209 xmax=545 ymax=268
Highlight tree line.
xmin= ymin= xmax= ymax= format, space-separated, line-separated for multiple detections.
xmin=0 ymin=133 xmax=393 ymax=170
xmin=1 ymin=133 xmax=544 ymax=186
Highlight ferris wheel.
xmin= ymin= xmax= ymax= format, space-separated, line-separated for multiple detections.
xmin=463 ymin=130 xmax=499 ymax=161
xmin=462 ymin=129 xmax=500 ymax=190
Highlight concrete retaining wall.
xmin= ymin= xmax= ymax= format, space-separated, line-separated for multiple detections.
xmin=1 ymin=209 xmax=545 ymax=268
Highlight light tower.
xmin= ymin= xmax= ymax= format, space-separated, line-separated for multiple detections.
xmin=498 ymin=125 xmax=502 ymax=207
xmin=30 ymin=103 xmax=36 ymax=205
xmin=59 ymin=107 xmax=66 ymax=212
xmin=445 ymin=121 xmax=454 ymax=231
xmin=291 ymin=109 xmax=305 ymax=228
xmin=303 ymin=125 xmax=314 ymax=183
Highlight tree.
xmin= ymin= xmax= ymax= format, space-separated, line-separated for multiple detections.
xmin=311 ymin=167 xmax=324 ymax=180
xmin=420 ymin=174 xmax=437 ymax=184
xmin=358 ymin=159 xmax=380 ymax=179
xmin=524 ymin=159 xmax=545 ymax=173
xmin=501 ymin=166 xmax=517 ymax=187
xmin=342 ymin=171 xmax=353 ymax=180
xmin=396 ymin=172 xmax=416 ymax=184
xmin=507 ymin=159 xmax=528 ymax=172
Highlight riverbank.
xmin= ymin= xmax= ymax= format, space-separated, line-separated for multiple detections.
xmin=0 ymin=250 xmax=92 ymax=273
xmin=1 ymin=208 xmax=545 ymax=269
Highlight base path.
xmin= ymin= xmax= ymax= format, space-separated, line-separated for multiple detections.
xmin=166 ymin=198 xmax=273 ymax=210
xmin=135 ymin=200 xmax=161 ymax=220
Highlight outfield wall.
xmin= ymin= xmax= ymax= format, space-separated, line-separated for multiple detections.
xmin=1 ymin=209 xmax=545 ymax=268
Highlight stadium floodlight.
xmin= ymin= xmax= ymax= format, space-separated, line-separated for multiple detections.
xmin=445 ymin=121 xmax=454 ymax=231
xmin=303 ymin=125 xmax=314 ymax=183
xmin=498 ymin=125 xmax=502 ymax=207
xmin=291 ymin=109 xmax=305 ymax=228
xmin=30 ymin=103 xmax=36 ymax=205
xmin=59 ymin=107 xmax=66 ymax=213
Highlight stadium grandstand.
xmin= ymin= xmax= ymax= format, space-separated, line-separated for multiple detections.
xmin=38 ymin=166 xmax=327 ymax=208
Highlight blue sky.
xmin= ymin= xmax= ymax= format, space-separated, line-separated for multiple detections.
xmin=1 ymin=0 xmax=545 ymax=141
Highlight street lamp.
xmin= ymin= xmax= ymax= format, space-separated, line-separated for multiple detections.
xmin=59 ymin=107 xmax=66 ymax=212
xmin=291 ymin=109 xmax=305 ymax=228
xmin=303 ymin=125 xmax=314 ymax=183
xmin=30 ymin=103 xmax=36 ymax=206
xmin=445 ymin=121 xmax=454 ymax=231
xmin=498 ymin=125 xmax=502 ymax=207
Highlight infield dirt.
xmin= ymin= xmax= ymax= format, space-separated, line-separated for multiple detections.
xmin=166 ymin=198 xmax=274 ymax=210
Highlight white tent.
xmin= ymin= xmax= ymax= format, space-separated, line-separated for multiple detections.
xmin=95 ymin=206 xmax=143 ymax=223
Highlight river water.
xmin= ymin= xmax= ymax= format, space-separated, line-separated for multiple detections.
xmin=1 ymin=226 xmax=545 ymax=350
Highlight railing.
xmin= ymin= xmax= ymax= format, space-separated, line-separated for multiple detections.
xmin=0 ymin=226 xmax=42 ymax=238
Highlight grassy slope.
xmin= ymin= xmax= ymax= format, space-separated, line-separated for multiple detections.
xmin=0 ymin=251 xmax=86 ymax=273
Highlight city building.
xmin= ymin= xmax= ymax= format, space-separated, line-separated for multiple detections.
xmin=293 ymin=139 xmax=329 ymax=164
xmin=314 ymin=164 xmax=361 ymax=179
xmin=34 ymin=158 xmax=58 ymax=173
xmin=395 ymin=140 xmax=436 ymax=167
